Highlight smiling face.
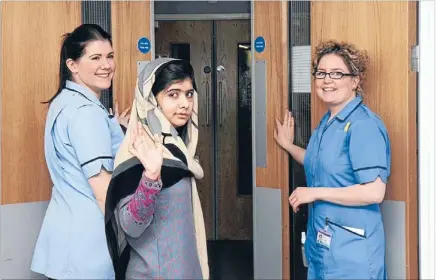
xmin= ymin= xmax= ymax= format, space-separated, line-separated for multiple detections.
xmin=314 ymin=54 xmax=360 ymax=111
xmin=155 ymin=78 xmax=195 ymax=128
xmin=66 ymin=39 xmax=115 ymax=95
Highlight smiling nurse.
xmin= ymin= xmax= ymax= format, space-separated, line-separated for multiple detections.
xmin=31 ymin=24 xmax=129 ymax=279
xmin=275 ymin=40 xmax=391 ymax=279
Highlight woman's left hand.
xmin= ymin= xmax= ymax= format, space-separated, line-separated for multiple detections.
xmin=289 ymin=187 xmax=316 ymax=213
xmin=110 ymin=101 xmax=131 ymax=129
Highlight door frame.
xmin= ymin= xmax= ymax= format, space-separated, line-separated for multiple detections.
xmin=418 ymin=0 xmax=436 ymax=278
xmin=150 ymin=1 xmax=156 ymax=61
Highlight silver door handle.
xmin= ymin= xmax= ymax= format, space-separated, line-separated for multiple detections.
xmin=206 ymin=81 xmax=210 ymax=126
xmin=219 ymin=81 xmax=223 ymax=127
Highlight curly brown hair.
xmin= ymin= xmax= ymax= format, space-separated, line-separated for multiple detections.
xmin=312 ymin=40 xmax=370 ymax=95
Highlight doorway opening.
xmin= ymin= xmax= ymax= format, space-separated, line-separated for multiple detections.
xmin=288 ymin=1 xmax=311 ymax=280
xmin=155 ymin=18 xmax=253 ymax=279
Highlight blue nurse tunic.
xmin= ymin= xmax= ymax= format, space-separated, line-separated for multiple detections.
xmin=303 ymin=96 xmax=391 ymax=279
xmin=31 ymin=81 xmax=124 ymax=279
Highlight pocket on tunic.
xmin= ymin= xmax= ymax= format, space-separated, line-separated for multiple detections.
xmin=323 ymin=217 xmax=370 ymax=279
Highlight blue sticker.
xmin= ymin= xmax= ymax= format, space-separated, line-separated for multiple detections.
xmin=254 ymin=36 xmax=266 ymax=53
xmin=137 ymin=37 xmax=151 ymax=54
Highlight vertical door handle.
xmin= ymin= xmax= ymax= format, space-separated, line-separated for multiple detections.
xmin=206 ymin=81 xmax=210 ymax=126
xmin=219 ymin=81 xmax=223 ymax=127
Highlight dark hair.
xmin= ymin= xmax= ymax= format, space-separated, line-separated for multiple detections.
xmin=151 ymin=60 xmax=197 ymax=96
xmin=43 ymin=24 xmax=112 ymax=104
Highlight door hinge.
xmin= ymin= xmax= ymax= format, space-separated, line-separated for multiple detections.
xmin=411 ymin=45 xmax=419 ymax=72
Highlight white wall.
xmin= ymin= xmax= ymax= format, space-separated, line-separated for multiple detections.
xmin=418 ymin=0 xmax=436 ymax=279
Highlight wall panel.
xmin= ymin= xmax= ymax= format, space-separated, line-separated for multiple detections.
xmin=1 ymin=1 xmax=81 ymax=204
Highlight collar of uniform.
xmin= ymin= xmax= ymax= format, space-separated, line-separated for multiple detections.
xmin=65 ymin=80 xmax=105 ymax=110
xmin=335 ymin=95 xmax=363 ymax=122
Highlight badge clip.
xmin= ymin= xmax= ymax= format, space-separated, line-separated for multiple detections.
xmin=344 ymin=122 xmax=351 ymax=132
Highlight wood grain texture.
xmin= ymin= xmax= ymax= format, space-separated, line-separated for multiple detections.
xmin=111 ymin=1 xmax=152 ymax=110
xmin=253 ymin=1 xmax=290 ymax=278
xmin=216 ymin=20 xmax=252 ymax=240
xmin=311 ymin=1 xmax=417 ymax=278
xmin=253 ymin=1 xmax=289 ymax=190
xmin=155 ymin=21 xmax=215 ymax=240
xmin=1 ymin=1 xmax=81 ymax=204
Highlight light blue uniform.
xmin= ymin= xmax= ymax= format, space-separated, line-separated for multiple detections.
xmin=31 ymin=81 xmax=123 ymax=279
xmin=303 ymin=96 xmax=391 ymax=279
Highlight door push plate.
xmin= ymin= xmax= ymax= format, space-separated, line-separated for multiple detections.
xmin=254 ymin=60 xmax=267 ymax=168
xmin=137 ymin=60 xmax=150 ymax=77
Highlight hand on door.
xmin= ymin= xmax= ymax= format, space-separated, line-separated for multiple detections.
xmin=274 ymin=110 xmax=295 ymax=150
xmin=110 ymin=101 xmax=131 ymax=129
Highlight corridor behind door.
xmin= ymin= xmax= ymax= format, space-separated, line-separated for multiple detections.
xmin=155 ymin=19 xmax=253 ymax=280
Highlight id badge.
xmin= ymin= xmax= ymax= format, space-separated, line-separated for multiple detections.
xmin=316 ymin=228 xmax=332 ymax=249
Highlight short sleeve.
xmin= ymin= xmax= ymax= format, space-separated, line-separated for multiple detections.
xmin=349 ymin=119 xmax=390 ymax=184
xmin=68 ymin=105 xmax=114 ymax=178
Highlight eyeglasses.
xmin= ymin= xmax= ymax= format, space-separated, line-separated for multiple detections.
xmin=313 ymin=71 xmax=355 ymax=80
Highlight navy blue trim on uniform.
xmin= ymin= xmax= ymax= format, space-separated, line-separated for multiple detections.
xmin=81 ymin=156 xmax=113 ymax=167
xmin=326 ymin=217 xmax=366 ymax=238
xmin=353 ymin=166 xmax=387 ymax=172
xmin=336 ymin=96 xmax=363 ymax=121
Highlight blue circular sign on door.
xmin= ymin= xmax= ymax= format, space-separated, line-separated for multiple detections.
xmin=254 ymin=36 xmax=266 ymax=53
xmin=137 ymin=37 xmax=151 ymax=54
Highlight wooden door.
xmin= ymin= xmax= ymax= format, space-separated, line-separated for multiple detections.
xmin=111 ymin=1 xmax=154 ymax=109
xmin=252 ymin=1 xmax=290 ymax=279
xmin=155 ymin=21 xmax=214 ymax=240
xmin=311 ymin=2 xmax=418 ymax=279
xmin=0 ymin=2 xmax=81 ymax=278
xmin=1 ymin=2 xmax=81 ymax=204
xmin=215 ymin=20 xmax=252 ymax=240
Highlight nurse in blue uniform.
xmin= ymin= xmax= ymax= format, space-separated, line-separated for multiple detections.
xmin=275 ymin=40 xmax=391 ymax=279
xmin=31 ymin=24 xmax=129 ymax=279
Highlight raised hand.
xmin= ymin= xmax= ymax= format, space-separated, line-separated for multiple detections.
xmin=128 ymin=121 xmax=163 ymax=180
xmin=274 ymin=110 xmax=295 ymax=149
